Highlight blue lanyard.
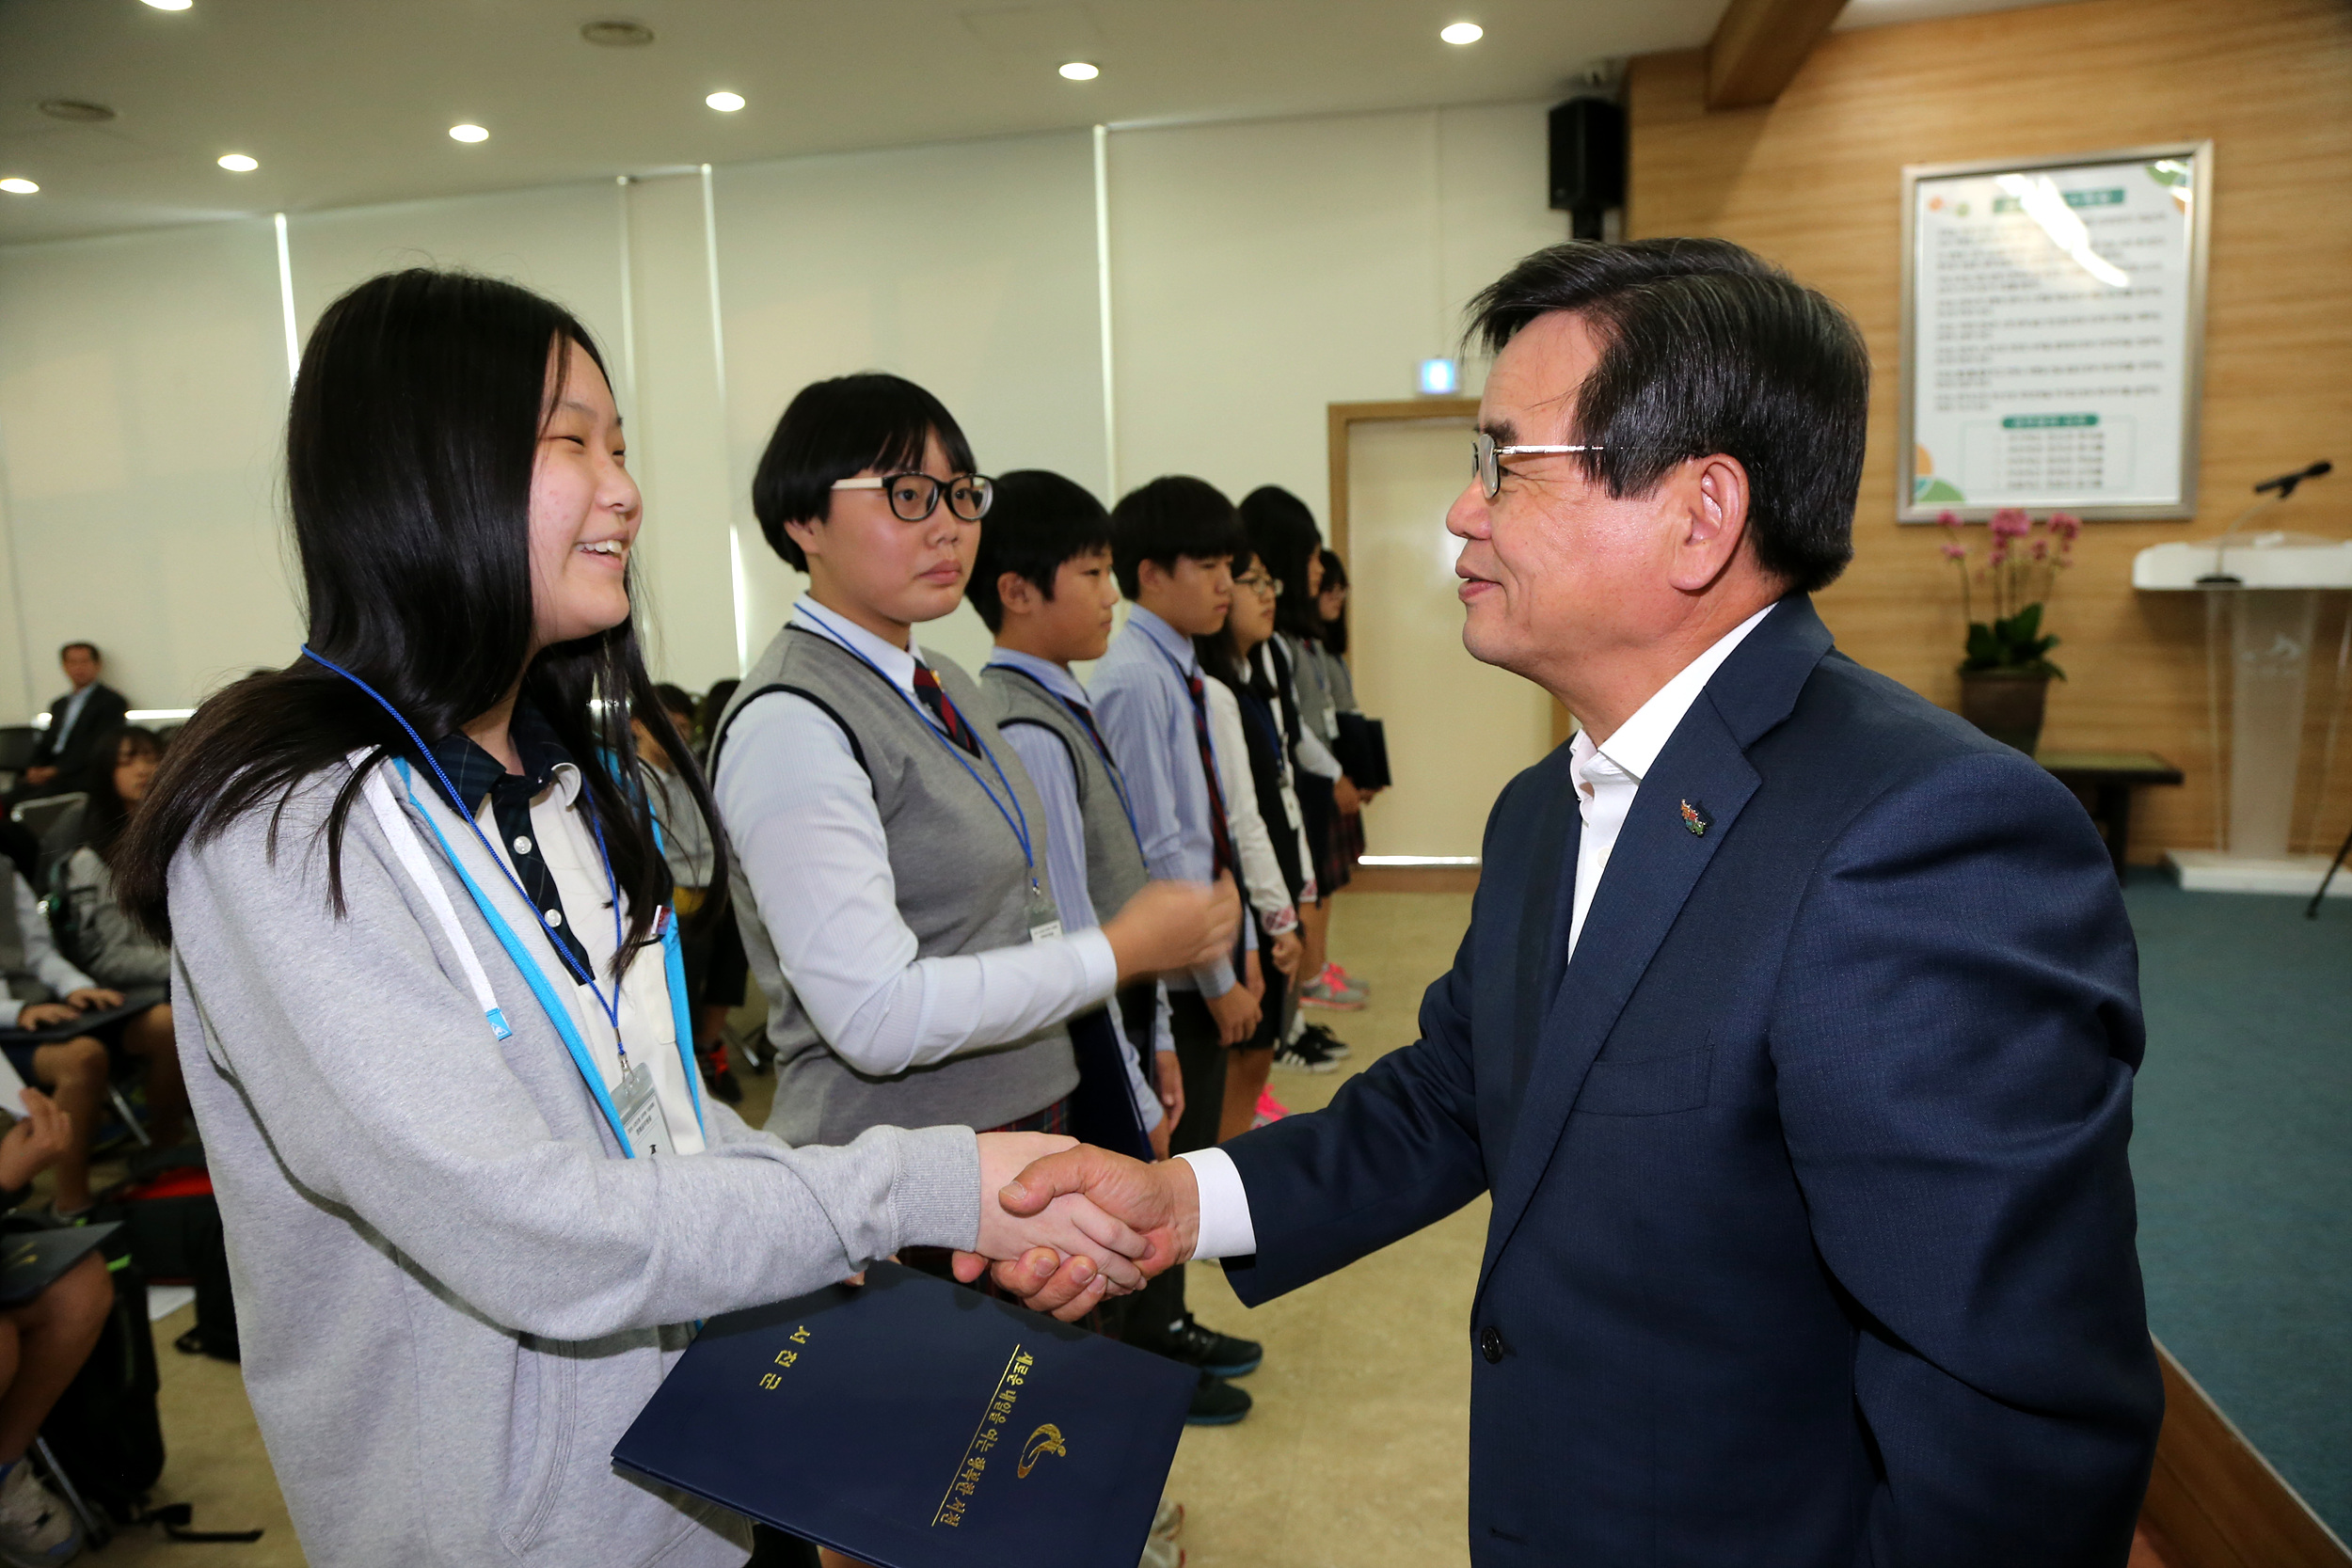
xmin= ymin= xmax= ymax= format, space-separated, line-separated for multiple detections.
xmin=795 ymin=606 xmax=1038 ymax=884
xmin=302 ymin=648 xmax=706 ymax=1152
xmin=1052 ymin=693 xmax=1145 ymax=850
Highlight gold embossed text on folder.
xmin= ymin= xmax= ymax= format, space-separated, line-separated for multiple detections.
xmin=930 ymin=1344 xmax=1036 ymax=1528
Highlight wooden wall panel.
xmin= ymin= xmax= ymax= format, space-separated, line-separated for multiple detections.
xmin=1627 ymin=0 xmax=2352 ymax=861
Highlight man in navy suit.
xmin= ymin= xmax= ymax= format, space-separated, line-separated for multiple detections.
xmin=977 ymin=239 xmax=2163 ymax=1565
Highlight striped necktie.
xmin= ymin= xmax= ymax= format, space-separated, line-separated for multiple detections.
xmin=1182 ymin=671 xmax=1237 ymax=879
xmin=912 ymin=663 xmax=981 ymax=755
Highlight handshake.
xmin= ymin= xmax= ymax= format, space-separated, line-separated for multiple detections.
xmin=949 ymin=1133 xmax=1206 ymax=1321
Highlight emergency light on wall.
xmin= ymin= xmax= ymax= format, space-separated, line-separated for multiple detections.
xmin=1418 ymin=357 xmax=1459 ymax=395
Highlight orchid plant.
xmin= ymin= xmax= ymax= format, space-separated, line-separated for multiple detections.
xmin=1937 ymin=508 xmax=2079 ymax=679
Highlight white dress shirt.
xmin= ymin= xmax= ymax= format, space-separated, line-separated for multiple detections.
xmin=714 ymin=599 xmax=1118 ymax=1080
xmin=511 ymin=761 xmax=707 ymax=1156
xmin=1179 ymin=603 xmax=1776 ymax=1260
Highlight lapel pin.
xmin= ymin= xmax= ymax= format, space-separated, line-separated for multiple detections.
xmin=1679 ymin=800 xmax=1708 ymax=837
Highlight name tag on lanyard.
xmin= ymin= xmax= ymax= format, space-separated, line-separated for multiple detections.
xmin=615 ymin=1056 xmax=677 ymax=1159
xmin=1025 ymin=883 xmax=1063 ymax=944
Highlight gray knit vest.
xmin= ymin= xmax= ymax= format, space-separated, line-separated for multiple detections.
xmin=979 ymin=664 xmax=1150 ymax=925
xmin=0 ymin=877 xmax=52 ymax=1005
xmin=715 ymin=625 xmax=1078 ymax=1144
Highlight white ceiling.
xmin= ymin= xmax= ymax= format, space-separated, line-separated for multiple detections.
xmin=0 ymin=0 xmax=2074 ymax=246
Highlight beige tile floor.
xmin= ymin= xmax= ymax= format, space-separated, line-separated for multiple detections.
xmin=85 ymin=890 xmax=1479 ymax=1567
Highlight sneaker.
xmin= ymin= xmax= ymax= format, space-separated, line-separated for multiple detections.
xmin=1298 ymin=1021 xmax=1353 ymax=1061
xmin=1273 ymin=1038 xmax=1339 ymax=1075
xmin=1138 ymin=1534 xmax=1184 ymax=1568
xmin=1152 ymin=1497 xmax=1184 ymax=1542
xmin=0 ymin=1459 xmax=81 ymax=1566
xmin=1299 ymin=975 xmax=1365 ymax=1011
xmin=1320 ymin=962 xmax=1369 ymax=1000
xmin=1252 ymin=1088 xmax=1289 ymax=1127
xmin=1185 ymin=1371 xmax=1251 ymax=1426
xmin=1137 ymin=1313 xmax=1263 ymax=1378
xmin=699 ymin=1056 xmax=744 ymax=1105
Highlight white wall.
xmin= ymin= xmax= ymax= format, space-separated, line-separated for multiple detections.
xmin=1109 ymin=102 xmax=1565 ymax=518
xmin=0 ymin=218 xmax=294 ymax=717
xmin=0 ymin=103 xmax=1569 ymax=850
xmin=713 ymin=130 xmax=1106 ymax=678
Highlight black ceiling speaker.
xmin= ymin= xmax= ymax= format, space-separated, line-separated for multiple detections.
xmin=1549 ymin=97 xmax=1626 ymax=240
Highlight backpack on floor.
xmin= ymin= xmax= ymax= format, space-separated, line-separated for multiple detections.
xmin=38 ymin=1256 xmax=164 ymax=1523
xmin=114 ymin=1158 xmax=239 ymax=1362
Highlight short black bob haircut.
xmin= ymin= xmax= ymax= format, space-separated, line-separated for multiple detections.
xmin=1467 ymin=237 xmax=1867 ymax=594
xmin=751 ymin=372 xmax=978 ymax=573
xmin=59 ymin=641 xmax=100 ymax=662
xmin=1108 ymin=476 xmax=1247 ymax=599
xmin=965 ymin=469 xmax=1112 ymax=633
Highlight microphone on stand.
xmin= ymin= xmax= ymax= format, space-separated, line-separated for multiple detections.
xmin=2253 ymin=460 xmax=2332 ymax=499
xmin=2198 ymin=459 xmax=2335 ymax=583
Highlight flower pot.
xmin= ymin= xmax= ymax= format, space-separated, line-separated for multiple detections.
xmin=1958 ymin=671 xmax=2051 ymax=755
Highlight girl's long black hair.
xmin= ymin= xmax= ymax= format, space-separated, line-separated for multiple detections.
xmin=116 ymin=267 xmax=724 ymax=973
xmin=1236 ymin=485 xmax=1326 ymax=643
xmin=81 ymin=724 xmax=163 ymax=866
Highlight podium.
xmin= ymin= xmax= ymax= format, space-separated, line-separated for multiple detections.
xmin=2132 ymin=533 xmax=2352 ymax=896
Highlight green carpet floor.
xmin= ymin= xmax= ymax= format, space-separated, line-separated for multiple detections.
xmin=2123 ymin=869 xmax=2349 ymax=1533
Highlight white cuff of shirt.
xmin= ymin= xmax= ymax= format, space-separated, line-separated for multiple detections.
xmin=1174 ymin=1147 xmax=1257 ymax=1259
xmin=1069 ymin=927 xmax=1118 ymax=1003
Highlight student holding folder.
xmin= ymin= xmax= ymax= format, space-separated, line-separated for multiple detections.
xmin=112 ymin=275 xmax=1166 ymax=1568
xmin=709 ymin=377 xmax=1234 ymax=1317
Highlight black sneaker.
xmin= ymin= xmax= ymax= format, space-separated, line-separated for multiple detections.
xmin=1186 ymin=1371 xmax=1252 ymax=1426
xmin=1274 ymin=1035 xmax=1339 ymax=1075
xmin=1137 ymin=1313 xmax=1263 ymax=1378
xmin=1298 ymin=1022 xmax=1353 ymax=1061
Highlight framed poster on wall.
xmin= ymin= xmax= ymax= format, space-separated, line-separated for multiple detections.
xmin=1899 ymin=140 xmax=2212 ymax=522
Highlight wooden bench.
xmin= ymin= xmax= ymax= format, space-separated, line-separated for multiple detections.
xmin=2039 ymin=750 xmax=2186 ymax=879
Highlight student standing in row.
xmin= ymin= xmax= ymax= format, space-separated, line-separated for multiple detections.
xmin=113 ymin=273 xmax=1159 ymax=1567
xmin=709 ymin=377 xmax=1233 ymax=1324
xmin=1198 ymin=546 xmax=1323 ymax=1111
xmin=1091 ymin=476 xmax=1267 ymax=1423
xmin=968 ymin=470 xmax=1174 ymax=1162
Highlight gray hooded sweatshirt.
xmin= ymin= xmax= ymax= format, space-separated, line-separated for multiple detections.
xmin=167 ymin=764 xmax=982 ymax=1566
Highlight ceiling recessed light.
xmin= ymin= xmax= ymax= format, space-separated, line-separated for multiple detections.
xmin=1440 ymin=21 xmax=1484 ymax=43
xmin=141 ymin=0 xmax=193 ymax=9
xmin=706 ymin=91 xmax=745 ymax=112
xmin=580 ymin=19 xmax=655 ymax=46
xmin=0 ymin=179 xmax=40 ymax=195
xmin=449 ymin=123 xmax=489 ymax=143
xmin=1058 ymin=61 xmax=1100 ymax=81
xmin=217 ymin=152 xmax=258 ymax=172
xmin=39 ymin=100 xmax=117 ymax=123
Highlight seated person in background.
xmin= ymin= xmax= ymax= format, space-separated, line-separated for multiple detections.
xmin=631 ymin=685 xmax=741 ymax=1103
xmin=13 ymin=644 xmax=129 ymax=803
xmin=2 ymin=853 xmax=182 ymax=1216
xmin=59 ymin=727 xmax=189 ymax=1157
xmin=0 ymin=1085 xmax=112 ymax=1566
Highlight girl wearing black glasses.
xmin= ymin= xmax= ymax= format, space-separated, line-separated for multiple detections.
xmin=708 ymin=375 xmax=1234 ymax=1318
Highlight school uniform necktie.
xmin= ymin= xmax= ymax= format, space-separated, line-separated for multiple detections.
xmin=1182 ymin=672 xmax=1238 ymax=879
xmin=912 ymin=663 xmax=982 ymax=756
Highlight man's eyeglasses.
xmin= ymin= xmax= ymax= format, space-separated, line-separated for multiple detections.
xmin=1473 ymin=430 xmax=1604 ymax=499
xmin=1237 ymin=571 xmax=1282 ymax=598
xmin=831 ymin=472 xmax=994 ymax=523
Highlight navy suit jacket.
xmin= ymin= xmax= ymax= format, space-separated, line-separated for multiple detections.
xmin=1221 ymin=596 xmax=2162 ymax=1567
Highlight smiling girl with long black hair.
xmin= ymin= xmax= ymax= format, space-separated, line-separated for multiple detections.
xmin=113 ymin=269 xmax=1149 ymax=1567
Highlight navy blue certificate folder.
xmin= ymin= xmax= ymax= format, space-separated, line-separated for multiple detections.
xmin=612 ymin=1262 xmax=1196 ymax=1568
